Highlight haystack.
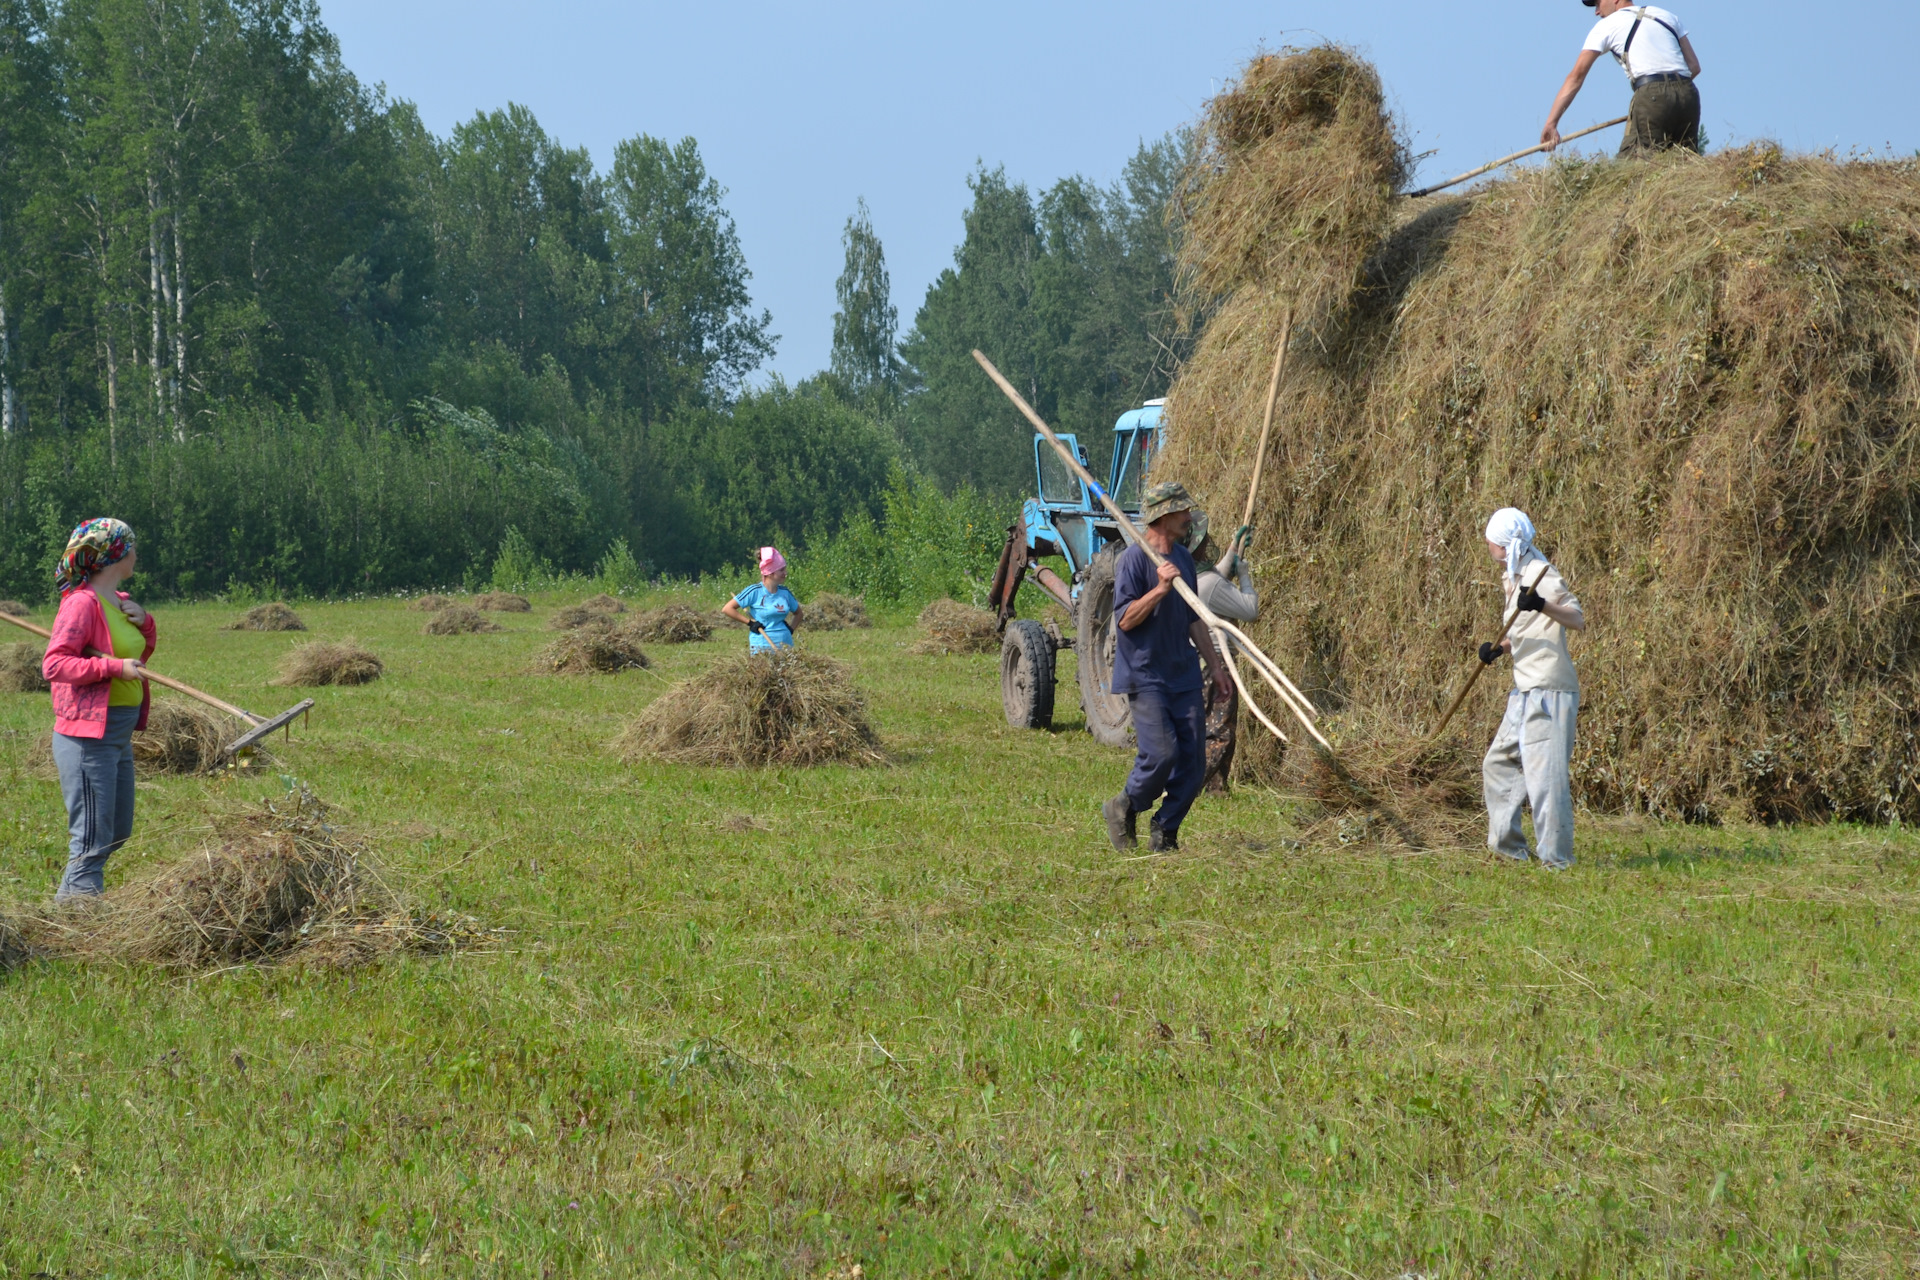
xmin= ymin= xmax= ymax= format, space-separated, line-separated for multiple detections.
xmin=807 ymin=593 xmax=872 ymax=632
xmin=911 ymin=600 xmax=998 ymax=655
xmin=410 ymin=593 xmax=454 ymax=612
xmin=227 ymin=601 xmax=306 ymax=631
xmin=618 ymin=649 xmax=883 ymax=767
xmin=0 ymin=600 xmax=32 ymax=617
xmin=1161 ymin=45 xmax=1920 ymax=824
xmin=474 ymin=592 xmax=531 ymax=612
xmin=535 ymin=628 xmax=651 ymax=675
xmin=424 ymin=605 xmax=500 ymax=636
xmin=0 ymin=643 xmax=48 ymax=693
xmin=133 ymin=700 xmax=252 ymax=773
xmin=274 ymin=640 xmax=383 ymax=687
xmin=627 ymin=603 xmax=714 ymax=644
xmin=550 ymin=595 xmax=626 ymax=630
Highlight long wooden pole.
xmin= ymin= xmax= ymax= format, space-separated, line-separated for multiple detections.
xmin=1240 ymin=308 xmax=1293 ymax=533
xmin=1407 ymin=116 xmax=1629 ymax=198
xmin=1427 ymin=559 xmax=1556 ymax=740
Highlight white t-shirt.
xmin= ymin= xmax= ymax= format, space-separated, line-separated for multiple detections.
xmin=1504 ymin=560 xmax=1581 ymax=694
xmin=1583 ymin=6 xmax=1690 ymax=82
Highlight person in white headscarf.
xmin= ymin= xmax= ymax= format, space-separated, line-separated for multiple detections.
xmin=1477 ymin=508 xmax=1586 ymax=869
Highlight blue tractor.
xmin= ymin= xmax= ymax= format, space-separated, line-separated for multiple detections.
xmin=987 ymin=399 xmax=1163 ymax=746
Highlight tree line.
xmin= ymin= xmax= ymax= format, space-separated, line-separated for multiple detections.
xmin=0 ymin=0 xmax=1186 ymax=601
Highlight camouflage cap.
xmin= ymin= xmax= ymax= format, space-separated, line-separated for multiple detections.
xmin=1141 ymin=481 xmax=1197 ymax=526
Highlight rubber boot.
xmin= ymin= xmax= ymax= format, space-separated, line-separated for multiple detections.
xmin=1148 ymin=823 xmax=1178 ymax=853
xmin=1102 ymin=795 xmax=1137 ymax=852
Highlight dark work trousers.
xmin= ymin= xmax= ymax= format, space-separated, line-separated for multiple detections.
xmin=1203 ymin=679 xmax=1237 ymax=795
xmin=1125 ymin=685 xmax=1207 ymax=837
xmin=1620 ymin=79 xmax=1700 ymax=155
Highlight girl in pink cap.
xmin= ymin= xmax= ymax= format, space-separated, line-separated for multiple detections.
xmin=722 ymin=546 xmax=804 ymax=651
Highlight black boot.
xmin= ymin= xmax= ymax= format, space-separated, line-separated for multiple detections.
xmin=1148 ymin=823 xmax=1179 ymax=852
xmin=1102 ymin=794 xmax=1137 ymax=851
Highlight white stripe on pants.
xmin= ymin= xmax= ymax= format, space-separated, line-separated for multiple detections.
xmin=1482 ymin=688 xmax=1579 ymax=869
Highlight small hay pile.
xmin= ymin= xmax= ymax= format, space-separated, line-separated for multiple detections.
xmin=474 ymin=592 xmax=531 ymax=612
xmin=618 ymin=648 xmax=883 ymax=767
xmin=627 ymin=603 xmax=714 ymax=644
xmin=424 ymin=605 xmax=500 ymax=636
xmin=274 ymin=640 xmax=384 ymax=687
xmin=227 ymin=601 xmax=306 ymax=631
xmin=551 ymin=595 xmax=626 ymax=630
xmin=1 ymin=643 xmax=49 ymax=693
xmin=807 ymin=593 xmax=872 ymax=632
xmin=1161 ymin=45 xmax=1920 ymax=825
xmin=133 ymin=700 xmax=249 ymax=774
xmin=911 ymin=599 xmax=998 ymax=655
xmin=0 ymin=600 xmax=32 ymax=617
xmin=535 ymin=628 xmax=651 ymax=675
xmin=410 ymin=593 xmax=454 ymax=612
xmin=2 ymin=789 xmax=486 ymax=971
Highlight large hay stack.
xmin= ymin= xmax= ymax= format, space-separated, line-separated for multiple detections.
xmin=1162 ymin=46 xmax=1920 ymax=823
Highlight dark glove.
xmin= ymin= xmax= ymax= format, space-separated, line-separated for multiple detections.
xmin=745 ymin=618 xmax=765 ymax=635
xmin=1478 ymin=641 xmax=1505 ymax=665
xmin=1515 ymin=584 xmax=1548 ymax=613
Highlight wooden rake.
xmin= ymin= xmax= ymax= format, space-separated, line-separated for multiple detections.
xmin=2 ymin=611 xmax=313 ymax=760
xmin=1427 ymin=559 xmax=1556 ymax=741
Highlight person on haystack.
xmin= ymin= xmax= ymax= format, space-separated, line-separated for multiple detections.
xmin=1477 ymin=508 xmax=1586 ymax=871
xmin=1102 ymin=483 xmax=1233 ymax=854
xmin=723 ymin=546 xmax=803 ymax=652
xmin=1189 ymin=512 xmax=1260 ymax=794
xmin=1542 ymin=0 xmax=1702 ymax=157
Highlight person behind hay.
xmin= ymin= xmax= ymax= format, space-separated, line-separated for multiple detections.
xmin=41 ymin=518 xmax=155 ymax=899
xmin=1543 ymin=1 xmax=1702 ymax=157
xmin=1478 ymin=509 xmax=1586 ymax=871
xmin=1189 ymin=512 xmax=1259 ymax=795
xmin=1102 ymin=483 xmax=1232 ymax=854
xmin=722 ymin=546 xmax=804 ymax=652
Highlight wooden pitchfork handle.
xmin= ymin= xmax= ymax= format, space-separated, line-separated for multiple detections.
xmin=1428 ymin=560 xmax=1556 ymax=740
xmin=1407 ymin=116 xmax=1630 ymax=198
xmin=2 ymin=609 xmax=260 ymax=722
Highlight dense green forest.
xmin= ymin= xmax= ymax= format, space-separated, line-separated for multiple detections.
xmin=0 ymin=0 xmax=1184 ymax=601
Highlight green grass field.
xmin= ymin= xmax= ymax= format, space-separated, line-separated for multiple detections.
xmin=2 ymin=595 xmax=1917 ymax=1277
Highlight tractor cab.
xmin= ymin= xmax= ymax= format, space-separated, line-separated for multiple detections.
xmin=1015 ymin=399 xmax=1162 ymax=584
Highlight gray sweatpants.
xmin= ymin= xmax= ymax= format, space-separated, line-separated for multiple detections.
xmin=1482 ymin=689 xmax=1578 ymax=869
xmin=52 ymin=705 xmax=141 ymax=898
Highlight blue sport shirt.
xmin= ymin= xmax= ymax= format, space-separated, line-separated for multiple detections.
xmin=1110 ymin=543 xmax=1202 ymax=695
xmin=733 ymin=583 xmax=799 ymax=651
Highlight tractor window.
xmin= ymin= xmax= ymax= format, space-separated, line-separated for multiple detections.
xmin=1113 ymin=433 xmax=1152 ymax=509
xmin=1038 ymin=436 xmax=1082 ymax=505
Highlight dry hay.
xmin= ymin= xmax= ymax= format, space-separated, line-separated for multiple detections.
xmin=274 ymin=640 xmax=384 ymax=687
xmin=627 ymin=603 xmax=715 ymax=644
xmin=0 ymin=600 xmax=32 ymax=617
xmin=133 ymin=700 xmax=253 ymax=774
xmin=410 ymin=593 xmax=454 ymax=612
xmin=618 ymin=648 xmax=883 ymax=767
xmin=424 ymin=605 xmax=501 ymax=636
xmin=535 ymin=628 xmax=651 ymax=675
xmin=1 ymin=789 xmax=487 ymax=971
xmin=474 ymin=592 xmax=531 ymax=612
xmin=550 ymin=594 xmax=626 ymax=630
xmin=1159 ymin=45 xmax=1920 ymax=826
xmin=226 ymin=601 xmax=306 ymax=632
xmin=0 ymin=643 xmax=48 ymax=693
xmin=911 ymin=599 xmax=999 ymax=655
xmin=807 ymin=593 xmax=872 ymax=632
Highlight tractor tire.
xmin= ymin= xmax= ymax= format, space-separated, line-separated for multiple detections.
xmin=1077 ymin=543 xmax=1135 ymax=748
xmin=1000 ymin=619 xmax=1056 ymax=730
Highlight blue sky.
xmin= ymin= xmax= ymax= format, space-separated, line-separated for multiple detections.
xmin=321 ymin=1 xmax=1916 ymax=383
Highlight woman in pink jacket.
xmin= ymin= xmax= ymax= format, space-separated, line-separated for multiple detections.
xmin=41 ymin=518 xmax=156 ymax=899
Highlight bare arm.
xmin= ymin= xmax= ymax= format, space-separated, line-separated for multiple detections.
xmin=1542 ymin=49 xmax=1603 ymax=147
xmin=1679 ymin=34 xmax=1701 ymax=78
xmin=1118 ymin=561 xmax=1180 ymax=632
xmin=721 ymin=600 xmax=750 ymax=625
xmin=1189 ymin=618 xmax=1231 ymax=698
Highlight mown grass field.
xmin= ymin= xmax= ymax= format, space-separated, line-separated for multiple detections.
xmin=1 ymin=594 xmax=1917 ymax=1278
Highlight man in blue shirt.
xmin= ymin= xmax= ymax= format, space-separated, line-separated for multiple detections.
xmin=1103 ymin=483 xmax=1232 ymax=853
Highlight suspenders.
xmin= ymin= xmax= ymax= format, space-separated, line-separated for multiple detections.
xmin=1614 ymin=7 xmax=1686 ymax=83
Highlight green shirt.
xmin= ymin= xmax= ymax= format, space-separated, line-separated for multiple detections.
xmin=101 ymin=595 xmax=146 ymax=707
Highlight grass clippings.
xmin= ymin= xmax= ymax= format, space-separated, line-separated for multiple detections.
xmin=473 ymin=592 xmax=531 ymax=613
xmin=618 ymin=648 xmax=883 ymax=767
xmin=423 ymin=606 xmax=500 ymax=636
xmin=806 ymin=593 xmax=871 ymax=632
xmin=409 ymin=594 xmax=455 ymax=613
xmin=0 ymin=600 xmax=32 ymax=618
xmin=911 ymin=599 xmax=998 ymax=655
xmin=535 ymin=628 xmax=651 ymax=675
xmin=0 ymin=643 xmax=48 ymax=694
xmin=626 ymin=603 xmax=715 ymax=644
xmin=227 ymin=601 xmax=306 ymax=632
xmin=274 ymin=640 xmax=384 ymax=687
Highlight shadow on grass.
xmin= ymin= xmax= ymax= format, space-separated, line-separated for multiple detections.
xmin=1610 ymin=837 xmax=1788 ymax=871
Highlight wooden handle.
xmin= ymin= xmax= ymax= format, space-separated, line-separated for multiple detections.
xmin=0 ymin=609 xmax=262 ymax=724
xmin=1428 ymin=560 xmax=1556 ymax=740
xmin=1240 ymin=309 xmax=1293 ymax=533
xmin=1408 ymin=116 xmax=1630 ymax=198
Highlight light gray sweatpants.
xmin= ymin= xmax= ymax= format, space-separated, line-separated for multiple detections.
xmin=1482 ymin=689 xmax=1579 ymax=870
xmin=52 ymin=705 xmax=141 ymax=898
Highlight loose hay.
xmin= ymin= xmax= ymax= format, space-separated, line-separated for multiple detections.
xmin=1161 ymin=45 xmax=1920 ymax=824
xmin=474 ymin=592 xmax=531 ymax=612
xmin=410 ymin=593 xmax=454 ymax=612
xmin=535 ymin=628 xmax=651 ymax=675
xmin=274 ymin=640 xmax=384 ymax=687
xmin=911 ymin=599 xmax=999 ymax=655
xmin=626 ymin=603 xmax=715 ymax=644
xmin=133 ymin=700 xmax=251 ymax=774
xmin=424 ymin=605 xmax=500 ymax=636
xmin=0 ymin=600 xmax=32 ymax=617
xmin=0 ymin=643 xmax=48 ymax=693
xmin=227 ymin=601 xmax=306 ymax=632
xmin=807 ymin=593 xmax=872 ymax=632
xmin=618 ymin=648 xmax=883 ymax=767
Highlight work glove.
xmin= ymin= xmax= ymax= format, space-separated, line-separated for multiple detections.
xmin=1233 ymin=524 xmax=1254 ymax=552
xmin=745 ymin=618 xmax=765 ymax=635
xmin=1515 ymin=584 xmax=1548 ymax=613
xmin=1478 ymin=642 xmax=1505 ymax=665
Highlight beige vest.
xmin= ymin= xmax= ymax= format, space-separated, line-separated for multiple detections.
xmin=1504 ymin=560 xmax=1581 ymax=693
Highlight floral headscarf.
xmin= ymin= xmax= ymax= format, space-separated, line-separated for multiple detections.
xmin=55 ymin=518 xmax=135 ymax=595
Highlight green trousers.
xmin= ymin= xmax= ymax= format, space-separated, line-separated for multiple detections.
xmin=1620 ymin=79 xmax=1701 ymax=155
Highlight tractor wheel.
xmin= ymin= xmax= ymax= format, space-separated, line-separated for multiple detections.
xmin=1000 ymin=619 xmax=1056 ymax=730
xmin=1076 ymin=543 xmax=1135 ymax=748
